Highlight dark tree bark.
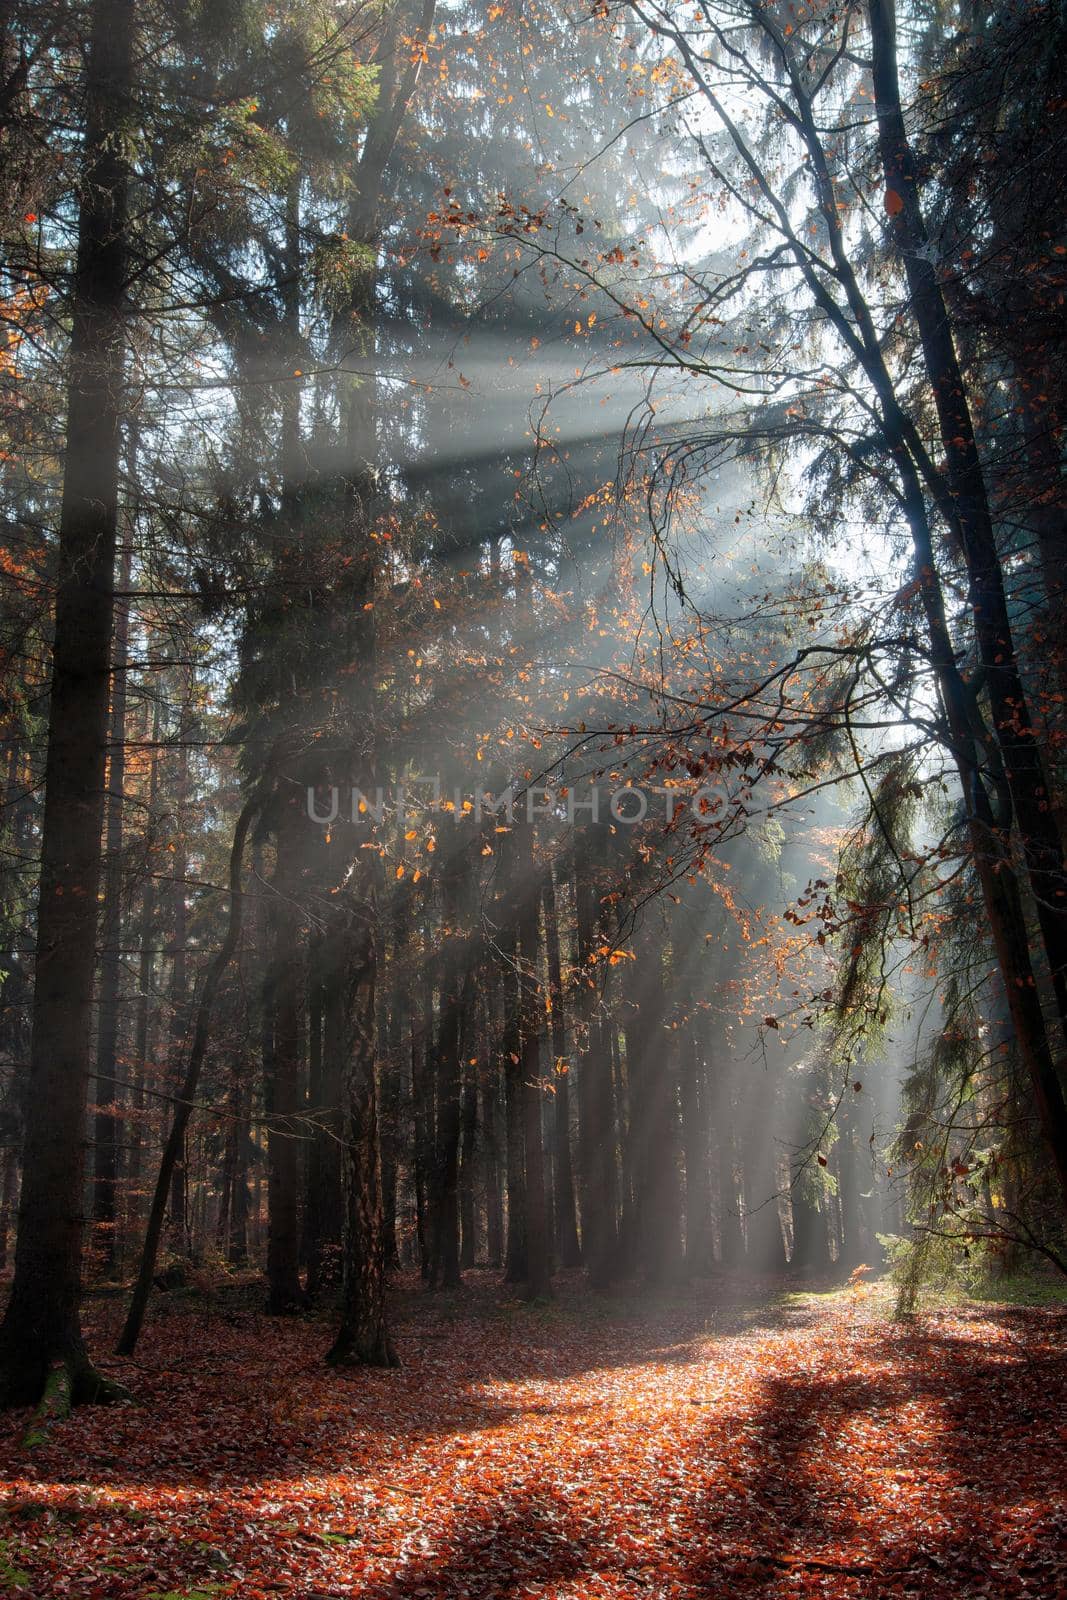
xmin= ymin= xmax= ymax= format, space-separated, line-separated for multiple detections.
xmin=325 ymin=892 xmax=397 ymax=1367
xmin=166 ymin=739 xmax=191 ymax=1256
xmin=482 ymin=986 xmax=504 ymax=1269
xmin=118 ymin=790 xmax=265 ymax=1356
xmin=92 ymin=539 xmax=132 ymax=1272
xmin=305 ymin=856 xmax=346 ymax=1296
xmin=380 ymin=928 xmax=404 ymax=1271
xmin=126 ymin=699 xmax=160 ymax=1237
xmin=264 ymin=791 xmax=307 ymax=1313
xmin=459 ymin=1070 xmax=478 ymax=1270
xmin=0 ymin=0 xmax=135 ymax=1409
xmin=429 ymin=841 xmax=472 ymax=1290
xmin=515 ymin=824 xmax=551 ymax=1299
xmin=544 ymin=868 xmax=580 ymax=1267
xmin=413 ymin=973 xmax=436 ymax=1278
xmin=869 ymin=0 xmax=1067 ymax=1037
xmin=496 ymin=835 xmax=527 ymax=1283
xmin=227 ymin=1061 xmax=252 ymax=1269
xmin=573 ymin=829 xmax=618 ymax=1289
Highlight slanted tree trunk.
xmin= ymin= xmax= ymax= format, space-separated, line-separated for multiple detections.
xmin=0 ymin=0 xmax=134 ymax=1410
xmin=325 ymin=891 xmax=396 ymax=1367
xmin=117 ymin=789 xmax=264 ymax=1356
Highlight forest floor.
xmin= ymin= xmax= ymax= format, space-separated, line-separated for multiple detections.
xmin=1 ymin=1269 xmax=1066 ymax=1600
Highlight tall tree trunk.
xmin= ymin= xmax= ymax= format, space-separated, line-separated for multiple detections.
xmin=515 ymin=825 xmax=550 ymax=1298
xmin=0 ymin=0 xmax=134 ymax=1409
xmin=380 ymin=935 xmax=403 ymax=1271
xmin=573 ymin=832 xmax=618 ymax=1289
xmin=265 ymin=793 xmax=308 ymax=1312
xmin=429 ymin=842 xmax=471 ymax=1289
xmin=544 ymin=869 xmax=580 ymax=1267
xmin=325 ymin=891 xmax=396 ymax=1366
xmin=227 ymin=1057 xmax=252 ymax=1268
xmin=624 ymin=929 xmax=683 ymax=1287
xmin=413 ymin=973 xmax=435 ymax=1278
xmin=92 ymin=539 xmax=132 ymax=1272
xmin=459 ymin=1070 xmax=478 ymax=1270
xmin=126 ymin=700 xmax=160 ymax=1237
xmin=482 ymin=986 xmax=504 ymax=1269
xmin=715 ymin=1051 xmax=744 ymax=1267
xmin=497 ymin=839 xmax=527 ymax=1282
xmin=744 ymin=1067 xmax=787 ymax=1273
xmin=166 ymin=739 xmax=190 ymax=1255
xmin=303 ymin=962 xmax=334 ymax=1298
xmin=680 ymin=1033 xmax=713 ymax=1275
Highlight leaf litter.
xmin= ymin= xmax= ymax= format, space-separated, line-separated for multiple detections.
xmin=1 ymin=1272 xmax=1064 ymax=1599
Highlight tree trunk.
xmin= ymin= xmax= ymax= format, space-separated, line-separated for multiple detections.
xmin=166 ymin=739 xmax=191 ymax=1255
xmin=92 ymin=539 xmax=132 ymax=1273
xmin=625 ymin=930 xmax=684 ymax=1288
xmin=744 ymin=1067 xmax=787 ymax=1273
xmin=459 ymin=1071 xmax=478 ymax=1269
xmin=482 ymin=986 xmax=504 ymax=1269
xmin=429 ymin=841 xmax=473 ymax=1289
xmin=870 ymin=0 xmax=1067 ymax=1033
xmin=264 ymin=791 xmax=307 ymax=1313
xmin=117 ymin=790 xmax=263 ymax=1356
xmin=227 ymin=1059 xmax=252 ymax=1268
xmin=715 ymin=1051 xmax=744 ymax=1267
xmin=413 ymin=975 xmax=435 ymax=1278
xmin=325 ymin=894 xmax=396 ymax=1367
xmin=681 ymin=1033 xmax=713 ymax=1275
xmin=0 ymin=0 xmax=134 ymax=1409
xmin=515 ymin=826 xmax=550 ymax=1299
xmin=497 ymin=838 xmax=527 ymax=1282
xmin=306 ymin=937 xmax=344 ymax=1296
xmin=573 ymin=832 xmax=618 ymax=1289
xmin=544 ymin=869 xmax=580 ymax=1267
xmin=126 ymin=700 xmax=160 ymax=1237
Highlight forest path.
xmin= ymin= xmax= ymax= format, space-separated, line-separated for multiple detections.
xmin=1 ymin=1270 xmax=1065 ymax=1598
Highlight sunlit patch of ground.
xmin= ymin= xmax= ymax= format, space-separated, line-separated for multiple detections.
xmin=1 ymin=1270 xmax=1065 ymax=1598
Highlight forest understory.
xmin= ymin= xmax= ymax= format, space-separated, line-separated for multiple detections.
xmin=2 ymin=1271 xmax=1065 ymax=1600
